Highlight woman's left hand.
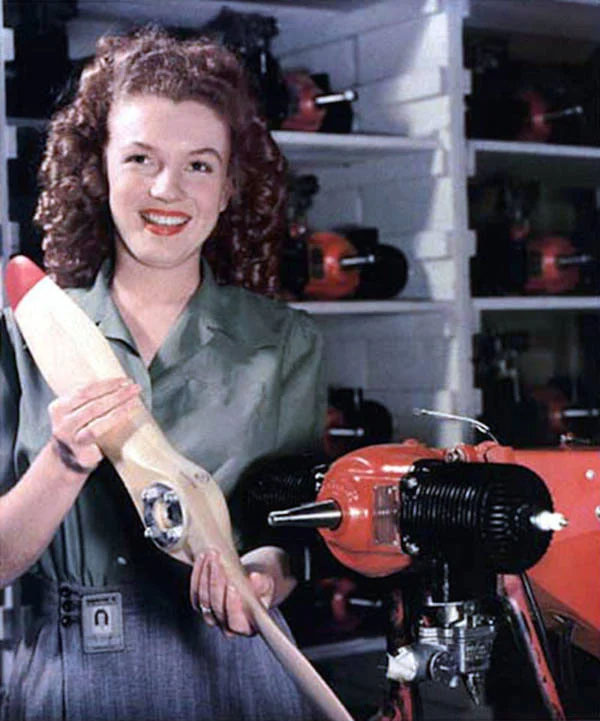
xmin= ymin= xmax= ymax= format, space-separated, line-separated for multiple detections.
xmin=190 ymin=549 xmax=276 ymax=636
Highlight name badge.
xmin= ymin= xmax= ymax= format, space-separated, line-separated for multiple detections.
xmin=81 ymin=592 xmax=125 ymax=653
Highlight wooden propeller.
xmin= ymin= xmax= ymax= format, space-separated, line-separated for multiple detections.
xmin=5 ymin=255 xmax=354 ymax=721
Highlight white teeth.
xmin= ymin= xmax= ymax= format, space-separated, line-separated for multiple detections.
xmin=141 ymin=212 xmax=189 ymax=226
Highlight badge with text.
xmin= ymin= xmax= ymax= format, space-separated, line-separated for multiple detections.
xmin=81 ymin=593 xmax=125 ymax=653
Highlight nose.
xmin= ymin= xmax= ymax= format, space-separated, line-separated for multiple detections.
xmin=149 ymin=166 xmax=184 ymax=202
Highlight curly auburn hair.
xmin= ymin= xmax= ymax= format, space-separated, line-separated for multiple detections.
xmin=34 ymin=25 xmax=287 ymax=295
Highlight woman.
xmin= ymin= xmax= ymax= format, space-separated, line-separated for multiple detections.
xmin=0 ymin=26 xmax=326 ymax=721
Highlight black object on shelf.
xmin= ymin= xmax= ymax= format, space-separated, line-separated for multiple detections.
xmin=339 ymin=226 xmax=408 ymax=300
xmin=326 ymin=387 xmax=393 ymax=458
xmin=465 ymin=31 xmax=600 ymax=146
xmin=5 ymin=1 xmax=76 ymax=119
xmin=201 ymin=7 xmax=289 ymax=129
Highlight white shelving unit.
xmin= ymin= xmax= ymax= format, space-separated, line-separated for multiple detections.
xmin=0 ymin=17 xmax=14 ymax=298
xmin=274 ymin=129 xmax=439 ymax=167
xmin=0 ymin=0 xmax=16 ymax=698
xmin=474 ymin=296 xmax=600 ymax=313
xmin=290 ymin=299 xmax=451 ymax=315
xmin=465 ymin=0 xmax=600 ymax=449
xmin=469 ymin=139 xmax=600 ymax=188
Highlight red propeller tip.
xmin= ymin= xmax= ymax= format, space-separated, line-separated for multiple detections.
xmin=5 ymin=256 xmax=47 ymax=311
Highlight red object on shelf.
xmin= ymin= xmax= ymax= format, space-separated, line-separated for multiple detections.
xmin=525 ymin=234 xmax=590 ymax=294
xmin=304 ymin=231 xmax=361 ymax=300
xmin=282 ymin=71 xmax=356 ymax=132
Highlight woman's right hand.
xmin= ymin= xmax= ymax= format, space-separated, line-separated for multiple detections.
xmin=48 ymin=377 xmax=141 ymax=476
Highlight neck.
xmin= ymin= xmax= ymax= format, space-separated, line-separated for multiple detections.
xmin=110 ymin=251 xmax=203 ymax=366
xmin=112 ymin=252 xmax=202 ymax=308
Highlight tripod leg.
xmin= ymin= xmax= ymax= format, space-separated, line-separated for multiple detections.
xmin=369 ymin=682 xmax=416 ymax=721
xmin=499 ymin=574 xmax=566 ymax=720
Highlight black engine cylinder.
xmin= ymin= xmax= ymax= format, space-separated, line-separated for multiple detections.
xmin=400 ymin=460 xmax=554 ymax=573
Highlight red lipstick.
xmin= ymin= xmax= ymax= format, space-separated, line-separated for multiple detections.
xmin=140 ymin=208 xmax=191 ymax=236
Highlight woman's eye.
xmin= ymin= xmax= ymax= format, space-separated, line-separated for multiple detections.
xmin=189 ymin=160 xmax=212 ymax=173
xmin=125 ymin=154 xmax=149 ymax=165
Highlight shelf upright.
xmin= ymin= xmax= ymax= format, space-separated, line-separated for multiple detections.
xmin=0 ymin=16 xmax=14 ymax=302
xmin=465 ymin=0 xmax=600 ymax=450
xmin=0 ymin=0 xmax=17 ymax=695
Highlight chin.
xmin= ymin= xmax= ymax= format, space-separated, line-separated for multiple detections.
xmin=136 ymin=248 xmax=203 ymax=269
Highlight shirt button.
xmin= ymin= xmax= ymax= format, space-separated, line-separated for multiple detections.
xmin=60 ymin=616 xmax=72 ymax=627
xmin=61 ymin=600 xmax=73 ymax=612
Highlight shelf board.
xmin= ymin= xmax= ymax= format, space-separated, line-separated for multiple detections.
xmin=7 ymin=117 xmax=49 ymax=130
xmin=467 ymin=0 xmax=600 ymax=42
xmin=6 ymin=127 xmax=438 ymax=168
xmin=469 ymin=139 xmax=600 ymax=186
xmin=474 ymin=296 xmax=600 ymax=312
xmin=289 ymin=299 xmax=449 ymax=315
xmin=273 ymin=130 xmax=438 ymax=167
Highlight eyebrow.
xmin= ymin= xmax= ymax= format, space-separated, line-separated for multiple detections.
xmin=125 ymin=141 xmax=224 ymax=164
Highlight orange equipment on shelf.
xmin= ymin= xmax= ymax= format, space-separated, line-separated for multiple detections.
xmin=304 ymin=231 xmax=362 ymax=300
xmin=281 ymin=71 xmax=357 ymax=132
xmin=525 ymin=234 xmax=595 ymax=294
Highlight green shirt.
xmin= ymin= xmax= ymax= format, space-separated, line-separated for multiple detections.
xmin=0 ymin=261 xmax=326 ymax=585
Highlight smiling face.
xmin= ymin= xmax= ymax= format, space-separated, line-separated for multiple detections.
xmin=104 ymin=94 xmax=232 ymax=272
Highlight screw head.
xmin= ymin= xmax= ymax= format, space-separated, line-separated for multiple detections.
xmin=402 ymin=476 xmax=418 ymax=491
xmin=404 ymin=541 xmax=420 ymax=555
xmin=141 ymin=487 xmax=160 ymax=503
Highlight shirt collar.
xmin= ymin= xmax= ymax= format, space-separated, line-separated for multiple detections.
xmin=67 ymin=258 xmax=279 ymax=365
xmin=182 ymin=260 xmax=281 ymax=349
xmin=66 ymin=260 xmax=137 ymax=352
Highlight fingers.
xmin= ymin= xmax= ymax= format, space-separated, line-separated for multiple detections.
xmin=71 ymin=382 xmax=141 ymax=440
xmin=224 ymin=584 xmax=252 ymax=637
xmin=48 ymin=377 xmax=141 ymax=474
xmin=75 ymin=389 xmax=141 ymax=443
xmin=190 ymin=551 xmax=261 ymax=637
xmin=50 ymin=378 xmax=135 ymax=417
xmin=50 ymin=378 xmax=141 ymax=433
xmin=248 ymin=571 xmax=275 ymax=610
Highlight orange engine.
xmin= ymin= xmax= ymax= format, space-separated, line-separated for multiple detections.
xmin=270 ymin=439 xmax=600 ymax=659
xmin=512 ymin=446 xmax=600 ymax=658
